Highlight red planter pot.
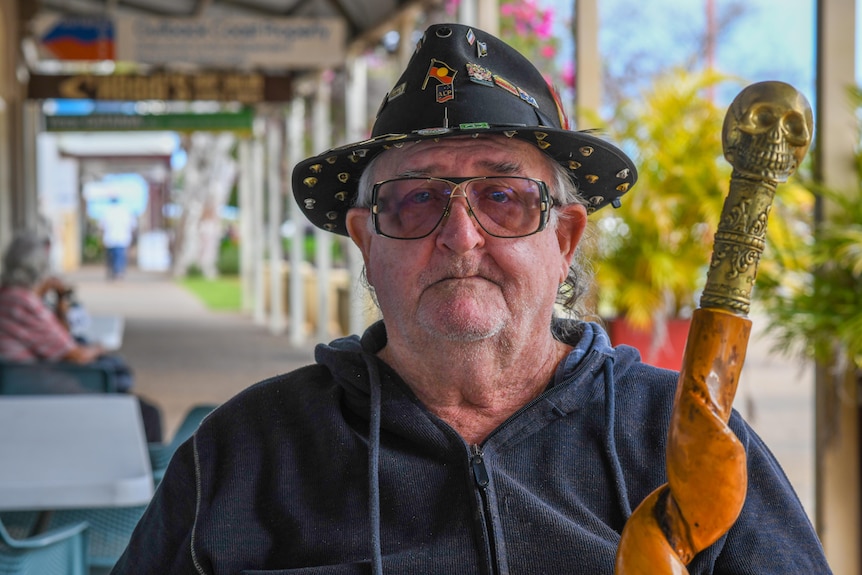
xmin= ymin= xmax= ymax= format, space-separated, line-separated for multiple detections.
xmin=605 ymin=317 xmax=692 ymax=371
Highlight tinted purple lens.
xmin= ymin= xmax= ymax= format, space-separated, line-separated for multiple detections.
xmin=372 ymin=177 xmax=547 ymax=239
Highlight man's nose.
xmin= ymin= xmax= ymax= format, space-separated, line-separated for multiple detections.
xmin=436 ymin=195 xmax=485 ymax=249
xmin=443 ymin=194 xmax=477 ymax=226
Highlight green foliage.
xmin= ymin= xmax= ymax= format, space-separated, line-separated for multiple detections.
xmin=82 ymin=233 xmax=104 ymax=264
xmin=180 ymin=276 xmax=242 ymax=312
xmin=589 ymin=68 xmax=734 ymax=329
xmin=757 ymin=84 xmax=862 ymax=372
xmin=217 ymin=240 xmax=240 ymax=276
xmin=758 ymin=183 xmax=862 ymax=370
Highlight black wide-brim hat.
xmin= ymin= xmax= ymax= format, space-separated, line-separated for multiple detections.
xmin=292 ymin=22 xmax=637 ymax=236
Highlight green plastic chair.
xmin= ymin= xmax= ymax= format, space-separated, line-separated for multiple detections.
xmin=0 ymin=517 xmax=88 ymax=575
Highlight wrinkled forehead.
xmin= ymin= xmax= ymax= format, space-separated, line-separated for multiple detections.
xmin=371 ymin=135 xmax=552 ymax=180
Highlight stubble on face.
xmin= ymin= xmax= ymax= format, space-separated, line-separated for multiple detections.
xmin=413 ymin=258 xmax=509 ymax=343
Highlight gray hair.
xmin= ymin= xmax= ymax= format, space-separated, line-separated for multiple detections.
xmin=1 ymin=230 xmax=51 ymax=288
xmin=353 ymin=148 xmax=598 ymax=323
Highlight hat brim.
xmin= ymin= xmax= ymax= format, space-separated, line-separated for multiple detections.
xmin=292 ymin=124 xmax=637 ymax=237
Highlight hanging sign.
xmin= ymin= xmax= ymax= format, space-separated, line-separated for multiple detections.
xmin=32 ymin=14 xmax=346 ymax=69
xmin=117 ymin=15 xmax=345 ymax=68
xmin=44 ymin=109 xmax=255 ymax=133
xmin=28 ymin=72 xmax=292 ymax=103
xmin=32 ymin=15 xmax=115 ymax=61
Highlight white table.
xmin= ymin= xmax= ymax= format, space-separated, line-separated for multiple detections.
xmin=83 ymin=315 xmax=125 ymax=351
xmin=0 ymin=395 xmax=153 ymax=511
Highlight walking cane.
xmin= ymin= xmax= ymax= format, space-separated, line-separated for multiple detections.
xmin=614 ymin=81 xmax=814 ymax=574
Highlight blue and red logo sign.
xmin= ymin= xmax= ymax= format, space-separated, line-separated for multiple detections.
xmin=40 ymin=17 xmax=115 ymax=61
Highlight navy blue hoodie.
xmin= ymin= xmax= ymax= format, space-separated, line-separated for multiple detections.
xmin=111 ymin=320 xmax=831 ymax=574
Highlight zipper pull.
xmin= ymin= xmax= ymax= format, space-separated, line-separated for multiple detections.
xmin=471 ymin=444 xmax=490 ymax=489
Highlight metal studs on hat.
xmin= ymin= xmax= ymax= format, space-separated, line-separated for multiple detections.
xmin=533 ymin=132 xmax=550 ymax=150
xmin=586 ymin=196 xmax=604 ymax=214
xmin=388 ymin=83 xmax=407 ymax=101
xmin=436 ymin=26 xmax=453 ymax=38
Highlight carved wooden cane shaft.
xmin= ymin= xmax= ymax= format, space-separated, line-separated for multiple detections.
xmin=614 ymin=82 xmax=813 ymax=574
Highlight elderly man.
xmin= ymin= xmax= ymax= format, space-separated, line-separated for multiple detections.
xmin=112 ymin=23 xmax=830 ymax=574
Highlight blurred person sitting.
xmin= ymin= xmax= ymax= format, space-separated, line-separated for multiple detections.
xmin=0 ymin=230 xmax=162 ymax=442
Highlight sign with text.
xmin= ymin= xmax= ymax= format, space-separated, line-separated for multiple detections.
xmin=115 ymin=16 xmax=345 ymax=68
xmin=32 ymin=15 xmax=115 ymax=61
xmin=28 ymin=73 xmax=292 ymax=103
xmin=44 ymin=109 xmax=255 ymax=133
xmin=32 ymin=14 xmax=345 ymax=69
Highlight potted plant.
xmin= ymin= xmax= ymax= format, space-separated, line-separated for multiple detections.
xmin=756 ymin=180 xmax=862 ymax=389
xmin=586 ymin=68 xmax=732 ymax=368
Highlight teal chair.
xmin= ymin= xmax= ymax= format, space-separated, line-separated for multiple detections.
xmin=3 ymin=505 xmax=145 ymax=575
xmin=0 ymin=360 xmax=117 ymax=394
xmin=46 ymin=508 xmax=144 ymax=574
xmin=0 ymin=517 xmax=88 ymax=575
xmin=148 ymin=404 xmax=217 ymax=484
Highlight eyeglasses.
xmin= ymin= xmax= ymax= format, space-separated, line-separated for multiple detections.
xmin=370 ymin=176 xmax=554 ymax=240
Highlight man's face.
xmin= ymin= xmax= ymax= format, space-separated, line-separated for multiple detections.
xmin=346 ymin=136 xmax=587 ymax=347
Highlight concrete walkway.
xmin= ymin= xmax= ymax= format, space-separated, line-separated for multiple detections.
xmin=66 ymin=266 xmax=317 ymax=442
xmin=66 ymin=264 xmax=817 ymax=521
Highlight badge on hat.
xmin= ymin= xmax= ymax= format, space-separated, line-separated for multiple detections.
xmin=422 ymin=59 xmax=457 ymax=103
xmin=466 ymin=62 xmax=494 ymax=87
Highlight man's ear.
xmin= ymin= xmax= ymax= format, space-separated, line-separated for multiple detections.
xmin=554 ymin=203 xmax=588 ymax=283
xmin=345 ymin=207 xmax=373 ymax=267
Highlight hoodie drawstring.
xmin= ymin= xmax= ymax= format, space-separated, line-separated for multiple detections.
xmin=602 ymin=357 xmax=632 ymax=522
xmin=363 ymin=355 xmax=384 ymax=575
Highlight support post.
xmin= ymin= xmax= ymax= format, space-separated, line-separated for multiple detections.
xmin=286 ymin=97 xmax=307 ymax=346
xmin=266 ymin=113 xmax=285 ymax=335
xmin=814 ymin=1 xmax=860 ymax=572
xmin=313 ymin=72 xmax=332 ymax=341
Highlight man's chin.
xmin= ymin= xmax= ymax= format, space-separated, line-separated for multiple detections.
xmin=431 ymin=325 xmax=500 ymax=343
xmin=414 ymin=283 xmax=508 ymax=341
xmin=417 ymin=307 xmax=505 ymax=343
